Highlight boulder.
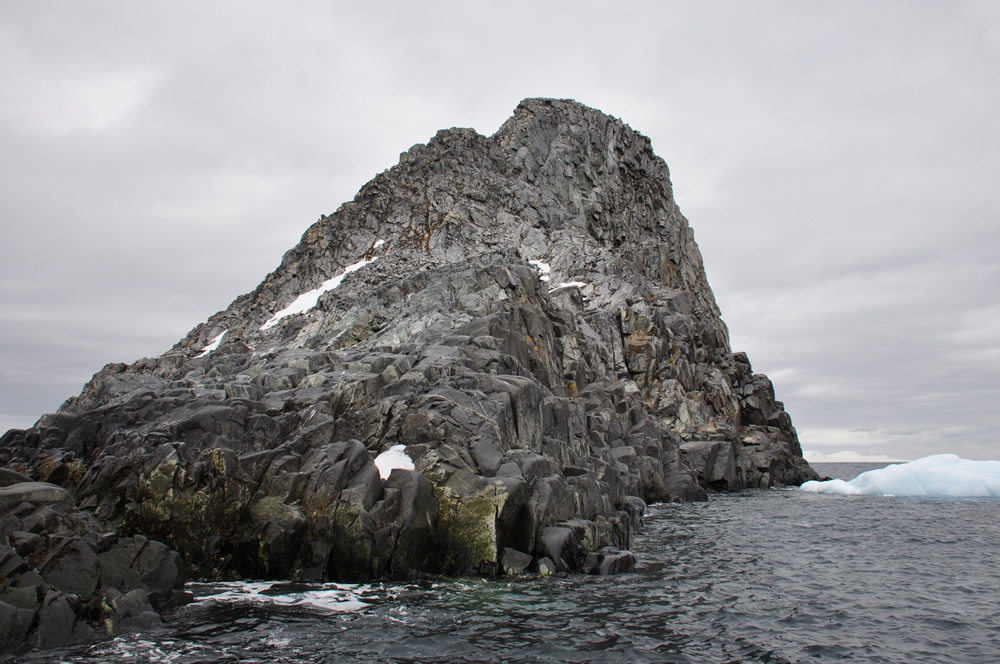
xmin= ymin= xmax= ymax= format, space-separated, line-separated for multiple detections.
xmin=0 ymin=482 xmax=74 ymax=512
xmin=0 ymin=600 xmax=36 ymax=653
xmin=39 ymin=537 xmax=101 ymax=600
xmin=501 ymin=547 xmax=533 ymax=575
xmin=583 ymin=548 xmax=638 ymax=575
xmin=0 ymin=469 xmax=32 ymax=488
xmin=663 ymin=470 xmax=709 ymax=502
xmin=34 ymin=591 xmax=93 ymax=649
xmin=680 ymin=441 xmax=739 ymax=491
xmin=0 ymin=497 xmax=186 ymax=652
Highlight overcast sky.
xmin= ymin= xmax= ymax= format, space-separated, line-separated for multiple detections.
xmin=2 ymin=1 xmax=998 ymax=461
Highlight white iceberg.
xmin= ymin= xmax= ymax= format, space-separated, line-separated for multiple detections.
xmin=373 ymin=444 xmax=414 ymax=480
xmin=800 ymin=454 xmax=1000 ymax=497
xmin=261 ymin=246 xmax=383 ymax=331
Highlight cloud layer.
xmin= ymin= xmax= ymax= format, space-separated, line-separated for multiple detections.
xmin=2 ymin=1 xmax=998 ymax=460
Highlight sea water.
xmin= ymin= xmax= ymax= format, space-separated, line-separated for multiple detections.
xmin=10 ymin=462 xmax=1000 ymax=663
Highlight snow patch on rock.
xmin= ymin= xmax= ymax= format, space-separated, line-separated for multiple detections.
xmin=261 ymin=248 xmax=382 ymax=330
xmin=550 ymin=281 xmax=587 ymax=292
xmin=195 ymin=330 xmax=226 ymax=358
xmin=528 ymin=259 xmax=551 ymax=282
xmin=373 ymin=444 xmax=415 ymax=480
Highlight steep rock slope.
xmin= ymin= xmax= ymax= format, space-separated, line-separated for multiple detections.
xmin=2 ymin=99 xmax=817 ymax=599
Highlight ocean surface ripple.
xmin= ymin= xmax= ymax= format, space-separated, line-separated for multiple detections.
xmin=10 ymin=463 xmax=1000 ymax=663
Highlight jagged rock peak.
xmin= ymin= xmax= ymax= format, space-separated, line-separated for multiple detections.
xmin=164 ymin=97 xmax=724 ymax=361
xmin=1 ymin=98 xmax=817 ymax=649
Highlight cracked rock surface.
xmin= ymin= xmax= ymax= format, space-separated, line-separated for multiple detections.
xmin=1 ymin=97 xmax=817 ymax=649
xmin=0 ymin=469 xmax=187 ymax=652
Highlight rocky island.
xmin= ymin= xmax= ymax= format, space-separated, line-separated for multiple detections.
xmin=0 ymin=98 xmax=817 ymax=651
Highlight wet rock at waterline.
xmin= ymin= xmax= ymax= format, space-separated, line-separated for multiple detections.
xmin=1 ymin=98 xmax=817 ymax=647
xmin=0 ymin=482 xmax=187 ymax=652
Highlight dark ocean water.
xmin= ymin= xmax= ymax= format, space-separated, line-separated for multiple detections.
xmin=15 ymin=463 xmax=1000 ymax=663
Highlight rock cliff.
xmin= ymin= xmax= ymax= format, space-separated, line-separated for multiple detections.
xmin=0 ymin=98 xmax=817 ymax=648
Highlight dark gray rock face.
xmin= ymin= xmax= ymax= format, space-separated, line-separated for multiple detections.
xmin=0 ymin=489 xmax=187 ymax=652
xmin=1 ymin=99 xmax=818 ymax=622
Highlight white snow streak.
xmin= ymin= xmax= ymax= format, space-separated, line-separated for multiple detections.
xmin=195 ymin=330 xmax=226 ymax=358
xmin=261 ymin=243 xmax=384 ymax=331
xmin=549 ymin=281 xmax=587 ymax=292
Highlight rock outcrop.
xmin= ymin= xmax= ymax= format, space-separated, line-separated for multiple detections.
xmin=0 ymin=468 xmax=187 ymax=651
xmin=1 ymin=98 xmax=817 ymax=648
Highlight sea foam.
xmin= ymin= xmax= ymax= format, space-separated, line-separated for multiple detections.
xmin=800 ymin=454 xmax=1000 ymax=497
xmin=192 ymin=581 xmax=371 ymax=612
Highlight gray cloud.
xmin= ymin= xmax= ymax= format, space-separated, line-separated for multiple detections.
xmin=2 ymin=1 xmax=998 ymax=459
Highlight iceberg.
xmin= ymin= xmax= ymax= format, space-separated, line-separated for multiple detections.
xmin=800 ymin=454 xmax=1000 ymax=497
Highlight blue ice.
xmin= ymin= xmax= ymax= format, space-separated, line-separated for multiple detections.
xmin=800 ymin=454 xmax=1000 ymax=497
